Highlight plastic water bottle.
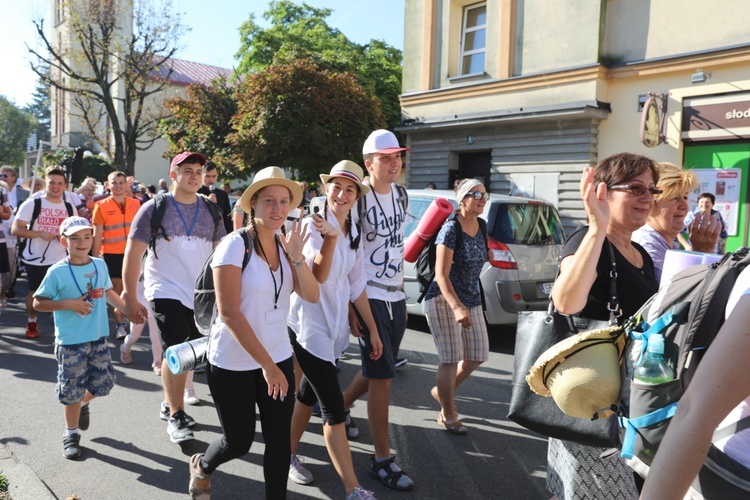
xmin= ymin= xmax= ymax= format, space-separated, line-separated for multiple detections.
xmin=634 ymin=334 xmax=674 ymax=385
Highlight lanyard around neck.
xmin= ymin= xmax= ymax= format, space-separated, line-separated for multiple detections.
xmin=372 ymin=186 xmax=398 ymax=238
xmin=169 ymin=193 xmax=200 ymax=239
xmin=67 ymin=259 xmax=98 ymax=298
xmin=256 ymin=236 xmax=284 ymax=309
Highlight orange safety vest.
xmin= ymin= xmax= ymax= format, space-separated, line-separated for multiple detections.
xmin=93 ymin=196 xmax=141 ymax=255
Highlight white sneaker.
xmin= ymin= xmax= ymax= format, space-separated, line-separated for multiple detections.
xmin=115 ymin=322 xmax=128 ymax=339
xmin=289 ymin=454 xmax=314 ymax=485
xmin=184 ymin=388 xmax=200 ymax=406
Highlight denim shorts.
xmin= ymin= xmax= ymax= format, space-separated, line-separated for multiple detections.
xmin=55 ymin=337 xmax=115 ymax=404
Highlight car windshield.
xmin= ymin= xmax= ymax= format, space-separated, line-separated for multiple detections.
xmin=490 ymin=203 xmax=565 ymax=245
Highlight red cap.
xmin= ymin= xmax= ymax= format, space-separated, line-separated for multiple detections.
xmin=170 ymin=152 xmax=206 ymax=170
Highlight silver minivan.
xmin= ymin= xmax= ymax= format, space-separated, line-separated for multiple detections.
xmin=402 ymin=189 xmax=566 ymax=326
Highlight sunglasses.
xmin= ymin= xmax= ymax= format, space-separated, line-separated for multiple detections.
xmin=465 ymin=191 xmax=490 ymax=201
xmin=609 ymin=184 xmax=663 ymax=197
xmin=0 ymin=174 xmax=9 ymax=178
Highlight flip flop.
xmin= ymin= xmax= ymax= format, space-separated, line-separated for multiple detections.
xmin=437 ymin=412 xmax=468 ymax=435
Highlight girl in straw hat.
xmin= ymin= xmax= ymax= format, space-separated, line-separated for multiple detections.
xmin=188 ymin=166 xmax=320 ymax=500
xmin=548 ymin=153 xmax=660 ymax=500
xmin=286 ymin=160 xmax=382 ymax=499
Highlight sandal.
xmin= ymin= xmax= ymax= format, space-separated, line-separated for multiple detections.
xmin=437 ymin=412 xmax=468 ymax=435
xmin=368 ymin=455 xmax=414 ymax=491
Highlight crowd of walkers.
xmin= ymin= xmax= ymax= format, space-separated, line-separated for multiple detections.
xmin=4 ymin=134 xmax=746 ymax=499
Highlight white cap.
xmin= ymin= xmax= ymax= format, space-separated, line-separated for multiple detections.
xmin=60 ymin=216 xmax=93 ymax=236
xmin=362 ymin=129 xmax=409 ymax=156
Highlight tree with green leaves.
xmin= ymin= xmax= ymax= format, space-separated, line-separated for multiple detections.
xmin=27 ymin=0 xmax=186 ymax=176
xmin=0 ymin=96 xmax=35 ymax=166
xmin=24 ymin=66 xmax=51 ymax=148
xmin=236 ymin=0 xmax=403 ymax=128
xmin=229 ymin=59 xmax=385 ymax=177
xmin=160 ymin=76 xmax=239 ymax=178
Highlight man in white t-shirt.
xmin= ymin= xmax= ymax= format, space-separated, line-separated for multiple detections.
xmin=123 ymin=152 xmax=225 ymax=444
xmin=11 ymin=167 xmax=76 ymax=339
xmin=342 ymin=129 xmax=415 ymax=491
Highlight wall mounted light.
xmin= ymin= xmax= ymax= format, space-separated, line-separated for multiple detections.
xmin=691 ymin=69 xmax=710 ymax=84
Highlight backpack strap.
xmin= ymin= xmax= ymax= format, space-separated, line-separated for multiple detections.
xmin=149 ymin=193 xmax=169 ymax=259
xmin=64 ymin=200 xmax=74 ymax=217
xmin=238 ymin=227 xmax=253 ymax=270
xmin=28 ymin=198 xmax=43 ymax=229
xmin=395 ymin=183 xmax=408 ymax=214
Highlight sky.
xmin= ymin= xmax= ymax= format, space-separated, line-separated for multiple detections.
xmin=0 ymin=0 xmax=405 ymax=108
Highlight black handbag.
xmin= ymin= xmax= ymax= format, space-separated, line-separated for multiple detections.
xmin=507 ymin=243 xmax=621 ymax=448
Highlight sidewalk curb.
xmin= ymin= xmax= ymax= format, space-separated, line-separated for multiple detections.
xmin=0 ymin=445 xmax=55 ymax=500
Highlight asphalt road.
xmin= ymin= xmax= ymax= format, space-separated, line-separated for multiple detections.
xmin=0 ymin=278 xmax=550 ymax=499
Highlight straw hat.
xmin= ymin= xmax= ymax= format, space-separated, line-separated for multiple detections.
xmin=319 ymin=160 xmax=370 ymax=198
xmin=239 ymin=166 xmax=303 ymax=214
xmin=526 ymin=325 xmax=626 ymax=419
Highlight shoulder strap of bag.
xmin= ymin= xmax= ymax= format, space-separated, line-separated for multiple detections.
xmin=548 ymin=237 xmax=620 ymax=326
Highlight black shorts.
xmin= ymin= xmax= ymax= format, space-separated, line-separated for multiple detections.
xmin=26 ymin=264 xmax=52 ymax=291
xmin=102 ymin=254 xmax=124 ymax=279
xmin=149 ymin=299 xmax=202 ymax=351
xmin=358 ymin=299 xmax=407 ymax=380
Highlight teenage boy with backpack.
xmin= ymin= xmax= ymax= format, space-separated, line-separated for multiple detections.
xmin=342 ymin=129 xmax=415 ymax=491
xmin=11 ymin=167 xmax=76 ymax=339
xmin=122 ymin=152 xmax=226 ymax=444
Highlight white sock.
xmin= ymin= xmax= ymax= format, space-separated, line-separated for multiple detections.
xmin=65 ymin=427 xmax=80 ymax=436
xmin=28 ymin=317 xmax=37 ymax=323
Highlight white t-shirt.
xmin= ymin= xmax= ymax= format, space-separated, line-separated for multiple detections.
xmin=128 ymin=195 xmax=225 ymax=308
xmin=714 ymin=266 xmax=750 ymax=467
xmin=287 ymin=214 xmax=366 ymax=364
xmin=31 ymin=189 xmax=83 ymax=208
xmin=353 ymin=184 xmax=408 ymax=301
xmin=207 ymin=232 xmax=294 ymax=371
xmin=16 ymin=197 xmax=77 ymax=266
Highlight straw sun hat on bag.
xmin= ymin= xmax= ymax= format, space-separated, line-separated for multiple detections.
xmin=526 ymin=325 xmax=627 ymax=419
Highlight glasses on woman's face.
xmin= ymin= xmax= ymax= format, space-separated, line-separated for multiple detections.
xmin=465 ymin=191 xmax=490 ymax=201
xmin=0 ymin=174 xmax=9 ymax=178
xmin=609 ymin=184 xmax=662 ymax=198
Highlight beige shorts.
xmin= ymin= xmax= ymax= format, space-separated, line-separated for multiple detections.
xmin=425 ymin=294 xmax=489 ymax=364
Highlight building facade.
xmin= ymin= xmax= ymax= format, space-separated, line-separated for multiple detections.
xmin=399 ymin=0 xmax=750 ymax=246
xmin=48 ymin=0 xmax=230 ymax=187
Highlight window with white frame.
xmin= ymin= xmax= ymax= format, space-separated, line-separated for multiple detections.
xmin=459 ymin=2 xmax=487 ymax=75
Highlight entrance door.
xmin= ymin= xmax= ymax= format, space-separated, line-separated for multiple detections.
xmin=459 ymin=151 xmax=492 ymax=190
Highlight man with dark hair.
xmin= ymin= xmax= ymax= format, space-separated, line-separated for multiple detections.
xmin=11 ymin=167 xmax=77 ymax=338
xmin=197 ymin=161 xmax=232 ymax=234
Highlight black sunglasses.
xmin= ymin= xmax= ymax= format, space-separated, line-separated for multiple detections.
xmin=609 ymin=184 xmax=663 ymax=197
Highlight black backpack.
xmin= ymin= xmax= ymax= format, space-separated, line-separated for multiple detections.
xmin=194 ymin=228 xmax=253 ymax=335
xmin=617 ymin=248 xmax=750 ymax=497
xmin=149 ymin=192 xmax=223 ymax=259
xmin=415 ymin=215 xmax=488 ymax=303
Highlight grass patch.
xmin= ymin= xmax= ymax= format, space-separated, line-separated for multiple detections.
xmin=0 ymin=473 xmax=8 ymax=491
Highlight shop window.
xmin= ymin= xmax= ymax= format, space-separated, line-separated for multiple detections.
xmin=459 ymin=2 xmax=487 ymax=76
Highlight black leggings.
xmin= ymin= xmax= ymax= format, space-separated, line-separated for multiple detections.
xmin=201 ymin=357 xmax=294 ymax=499
xmin=291 ymin=334 xmax=346 ymax=426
